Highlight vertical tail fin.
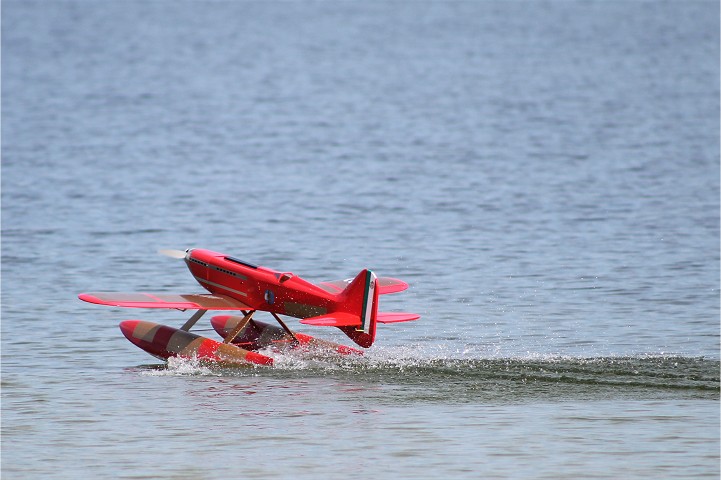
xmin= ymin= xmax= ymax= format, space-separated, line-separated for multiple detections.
xmin=337 ymin=269 xmax=379 ymax=348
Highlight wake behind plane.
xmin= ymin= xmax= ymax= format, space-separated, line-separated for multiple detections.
xmin=79 ymin=249 xmax=420 ymax=366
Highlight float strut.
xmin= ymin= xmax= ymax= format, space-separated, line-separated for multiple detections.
xmin=180 ymin=309 xmax=207 ymax=331
xmin=223 ymin=310 xmax=255 ymax=344
xmin=271 ymin=312 xmax=299 ymax=344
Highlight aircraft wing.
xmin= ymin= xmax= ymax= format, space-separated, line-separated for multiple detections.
xmin=78 ymin=292 xmax=252 ymax=310
xmin=317 ymin=277 xmax=409 ymax=295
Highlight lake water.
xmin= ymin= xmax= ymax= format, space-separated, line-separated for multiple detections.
xmin=2 ymin=1 xmax=719 ymax=479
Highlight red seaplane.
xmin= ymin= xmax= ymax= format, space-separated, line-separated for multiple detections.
xmin=79 ymin=249 xmax=420 ymax=366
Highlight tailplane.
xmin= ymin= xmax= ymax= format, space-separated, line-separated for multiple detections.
xmin=298 ymin=268 xmax=420 ymax=348
xmin=299 ymin=269 xmax=378 ymax=347
xmin=337 ymin=269 xmax=379 ymax=348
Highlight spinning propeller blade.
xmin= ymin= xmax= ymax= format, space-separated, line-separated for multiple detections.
xmin=158 ymin=249 xmax=188 ymax=259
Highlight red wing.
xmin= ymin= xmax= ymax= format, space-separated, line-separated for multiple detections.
xmin=317 ymin=277 xmax=409 ymax=295
xmin=78 ymin=292 xmax=252 ymax=310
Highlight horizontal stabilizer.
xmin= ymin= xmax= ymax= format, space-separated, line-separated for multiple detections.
xmin=376 ymin=312 xmax=421 ymax=324
xmin=377 ymin=278 xmax=410 ymax=295
xmin=300 ymin=312 xmax=359 ymax=327
xmin=317 ymin=277 xmax=409 ymax=295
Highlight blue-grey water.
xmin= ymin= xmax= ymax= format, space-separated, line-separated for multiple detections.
xmin=2 ymin=1 xmax=719 ymax=479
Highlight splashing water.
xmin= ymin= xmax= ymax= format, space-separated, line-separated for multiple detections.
xmin=139 ymin=356 xmax=221 ymax=377
xmin=133 ymin=346 xmax=719 ymax=401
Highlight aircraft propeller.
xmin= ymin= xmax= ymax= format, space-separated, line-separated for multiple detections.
xmin=158 ymin=249 xmax=188 ymax=259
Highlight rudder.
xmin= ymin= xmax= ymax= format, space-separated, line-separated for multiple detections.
xmin=337 ymin=269 xmax=379 ymax=348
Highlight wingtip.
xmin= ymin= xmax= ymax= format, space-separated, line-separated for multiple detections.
xmin=78 ymin=293 xmax=97 ymax=303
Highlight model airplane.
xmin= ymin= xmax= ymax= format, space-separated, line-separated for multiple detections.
xmin=79 ymin=248 xmax=419 ymax=366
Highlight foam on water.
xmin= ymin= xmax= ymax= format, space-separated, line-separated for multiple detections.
xmin=138 ymin=355 xmax=221 ymax=377
xmin=133 ymin=346 xmax=719 ymax=398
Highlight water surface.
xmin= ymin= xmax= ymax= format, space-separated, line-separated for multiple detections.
xmin=3 ymin=1 xmax=719 ymax=478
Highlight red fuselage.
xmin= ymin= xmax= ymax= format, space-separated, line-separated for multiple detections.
xmin=185 ymin=249 xmax=337 ymax=319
